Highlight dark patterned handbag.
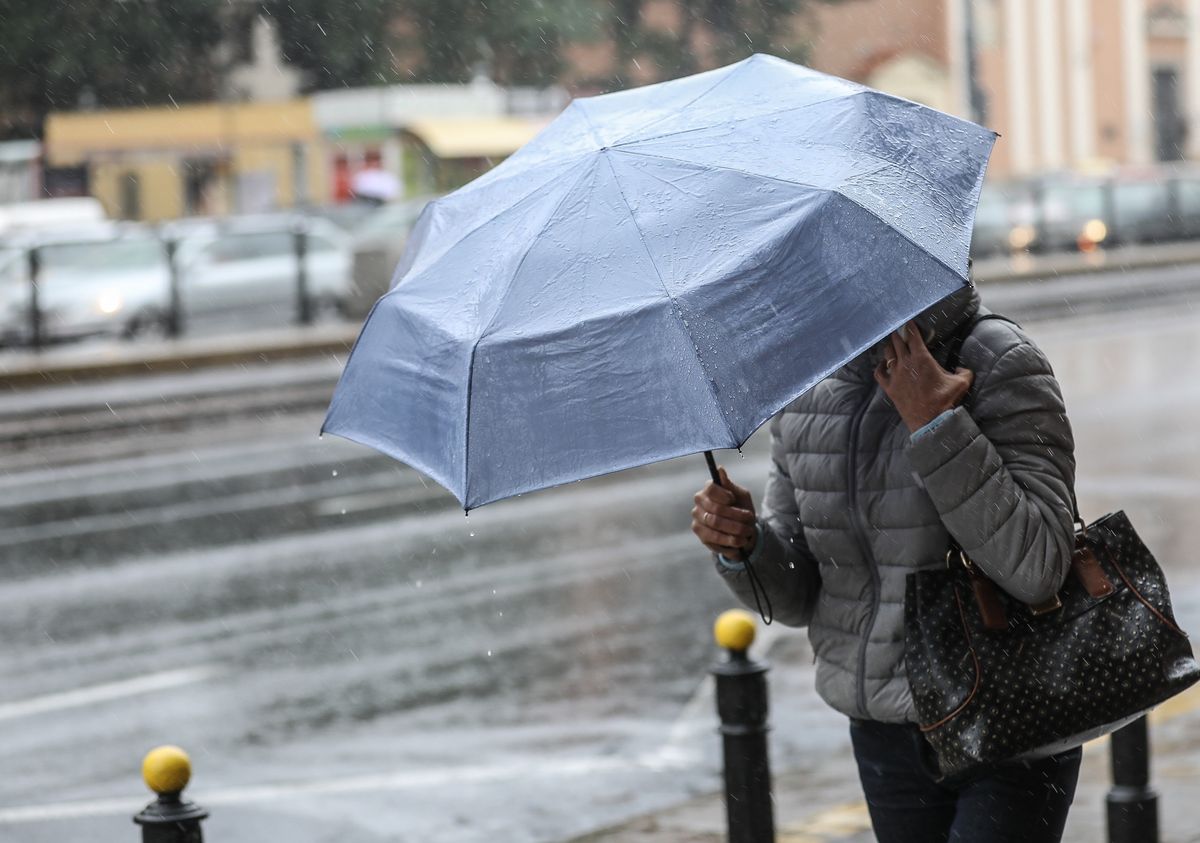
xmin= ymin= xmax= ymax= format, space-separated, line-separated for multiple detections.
xmin=904 ymin=315 xmax=1200 ymax=780
xmin=905 ymin=511 xmax=1200 ymax=780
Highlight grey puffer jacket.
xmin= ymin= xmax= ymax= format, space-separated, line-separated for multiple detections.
xmin=716 ymin=285 xmax=1076 ymax=723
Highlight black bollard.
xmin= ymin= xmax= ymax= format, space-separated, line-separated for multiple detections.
xmin=293 ymin=221 xmax=312 ymax=326
xmin=163 ymin=238 xmax=184 ymax=338
xmin=134 ymin=746 xmax=208 ymax=843
xmin=711 ymin=609 xmax=775 ymax=843
xmin=1106 ymin=716 xmax=1158 ymax=843
xmin=27 ymin=246 xmax=41 ymax=350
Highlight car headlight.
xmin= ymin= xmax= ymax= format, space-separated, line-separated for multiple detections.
xmin=95 ymin=290 xmax=124 ymax=315
xmin=1007 ymin=224 xmax=1037 ymax=251
xmin=1082 ymin=218 xmax=1107 ymax=244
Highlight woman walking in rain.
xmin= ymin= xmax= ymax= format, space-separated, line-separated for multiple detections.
xmin=691 ymin=285 xmax=1081 ymax=842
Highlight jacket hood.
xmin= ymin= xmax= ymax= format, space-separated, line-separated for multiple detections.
xmin=842 ymin=282 xmax=982 ymax=380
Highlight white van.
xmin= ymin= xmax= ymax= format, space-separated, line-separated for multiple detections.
xmin=0 ymin=197 xmax=107 ymax=239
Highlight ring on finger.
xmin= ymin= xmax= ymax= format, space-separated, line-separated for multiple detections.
xmin=704 ymin=510 xmax=712 ymax=526
xmin=884 ymin=357 xmax=896 ymax=373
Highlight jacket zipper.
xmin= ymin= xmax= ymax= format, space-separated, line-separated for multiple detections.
xmin=847 ymin=389 xmax=881 ymax=718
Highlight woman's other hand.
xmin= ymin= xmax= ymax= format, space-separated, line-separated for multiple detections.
xmin=692 ymin=466 xmax=758 ymax=560
xmin=875 ymin=321 xmax=975 ymax=432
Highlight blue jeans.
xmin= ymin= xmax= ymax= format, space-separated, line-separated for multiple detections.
xmin=849 ymin=719 xmax=1082 ymax=843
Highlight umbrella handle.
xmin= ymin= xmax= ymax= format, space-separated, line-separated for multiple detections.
xmin=704 ymin=450 xmax=722 ymax=486
xmin=702 ymin=450 xmax=773 ymax=625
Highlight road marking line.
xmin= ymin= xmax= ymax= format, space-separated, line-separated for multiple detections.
xmin=0 ymin=754 xmax=680 ymax=824
xmin=784 ymin=801 xmax=872 ymax=839
xmin=0 ymin=666 xmax=218 ymax=723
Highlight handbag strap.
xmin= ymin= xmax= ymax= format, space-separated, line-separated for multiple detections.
xmin=942 ymin=312 xmax=1017 ymax=372
xmin=941 ymin=312 xmax=1083 ymax=557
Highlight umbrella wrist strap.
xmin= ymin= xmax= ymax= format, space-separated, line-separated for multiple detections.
xmin=704 ymin=451 xmax=773 ymax=625
xmin=741 ymin=550 xmax=774 ymax=627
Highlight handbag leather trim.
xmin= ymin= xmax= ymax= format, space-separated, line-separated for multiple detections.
xmin=969 ymin=572 xmax=1008 ymax=630
xmin=1097 ymin=538 xmax=1188 ymax=638
xmin=1072 ymin=543 xmax=1115 ymax=599
xmin=919 ymin=585 xmax=982 ymax=733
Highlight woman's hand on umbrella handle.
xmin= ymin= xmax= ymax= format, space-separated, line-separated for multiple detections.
xmin=874 ymin=321 xmax=975 ymax=432
xmin=692 ymin=466 xmax=758 ymax=560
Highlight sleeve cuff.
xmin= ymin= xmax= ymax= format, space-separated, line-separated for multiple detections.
xmin=907 ymin=405 xmax=983 ymax=475
xmin=717 ymin=522 xmax=764 ymax=572
xmin=910 ymin=408 xmax=955 ymax=442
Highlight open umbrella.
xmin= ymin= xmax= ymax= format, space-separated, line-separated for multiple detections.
xmin=322 ymin=53 xmax=995 ymax=510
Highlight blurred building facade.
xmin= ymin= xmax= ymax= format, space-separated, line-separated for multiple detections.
xmin=807 ymin=0 xmax=1200 ymax=179
xmin=32 ymin=0 xmax=1200 ymax=219
xmin=41 ymin=83 xmax=559 ymax=221
xmin=43 ymin=101 xmax=322 ymax=221
xmin=564 ymin=0 xmax=1200 ymax=181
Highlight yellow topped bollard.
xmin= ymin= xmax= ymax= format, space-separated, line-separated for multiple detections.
xmin=714 ymin=609 xmax=757 ymax=653
xmin=142 ymin=745 xmax=192 ymax=795
xmin=133 ymin=745 xmax=208 ymax=843
xmin=710 ymin=610 xmax=774 ymax=843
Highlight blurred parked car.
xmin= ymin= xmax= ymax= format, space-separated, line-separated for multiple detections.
xmin=306 ymin=201 xmax=379 ymax=234
xmin=0 ymin=223 xmax=168 ymax=345
xmin=167 ymin=214 xmax=353 ymax=328
xmin=969 ymin=183 xmax=1039 ymax=257
xmin=0 ymin=215 xmax=353 ymax=347
xmin=1033 ymin=175 xmax=1110 ymax=253
xmin=1109 ymin=175 xmax=1174 ymax=245
xmin=1173 ymin=170 xmax=1200 ymax=240
xmin=972 ymin=167 xmax=1200 ymax=258
xmin=0 ymin=197 xmax=107 ymax=239
xmin=348 ymin=197 xmax=434 ymax=317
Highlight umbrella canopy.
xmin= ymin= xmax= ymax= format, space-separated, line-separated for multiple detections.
xmin=323 ymin=53 xmax=995 ymax=510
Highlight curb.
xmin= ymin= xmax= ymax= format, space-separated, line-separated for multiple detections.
xmin=972 ymin=240 xmax=1200 ymax=283
xmin=0 ymin=324 xmax=360 ymax=390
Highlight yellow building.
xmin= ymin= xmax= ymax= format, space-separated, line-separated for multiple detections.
xmin=44 ymin=100 xmax=325 ymax=221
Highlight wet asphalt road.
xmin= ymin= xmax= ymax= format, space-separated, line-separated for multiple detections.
xmin=1 ymin=276 xmax=1200 ymax=842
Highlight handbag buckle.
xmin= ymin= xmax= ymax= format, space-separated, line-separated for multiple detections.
xmin=1029 ymin=594 xmax=1063 ymax=616
xmin=947 ymin=549 xmax=975 ymax=572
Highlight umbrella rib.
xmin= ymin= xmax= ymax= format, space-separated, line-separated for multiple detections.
xmin=601 ymin=153 xmax=737 ymax=447
xmin=608 ymin=145 xmax=880 ymax=195
xmin=610 ymin=148 xmax=972 ymax=280
xmin=394 ymin=155 xmax=591 ymax=291
xmin=832 ymin=191 xmax=971 ymax=282
xmin=603 ymin=57 xmax=755 ymax=148
xmin=612 ymin=142 xmax=894 ymax=189
xmin=571 ymin=99 xmax=604 ymax=148
xmin=614 ymin=115 xmax=988 ymax=223
xmin=463 ymin=159 xmax=601 ymax=505
xmin=609 ymin=91 xmax=859 ymax=151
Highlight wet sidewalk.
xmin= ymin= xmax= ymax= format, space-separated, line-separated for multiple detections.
xmin=568 ymin=680 xmax=1200 ymax=843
